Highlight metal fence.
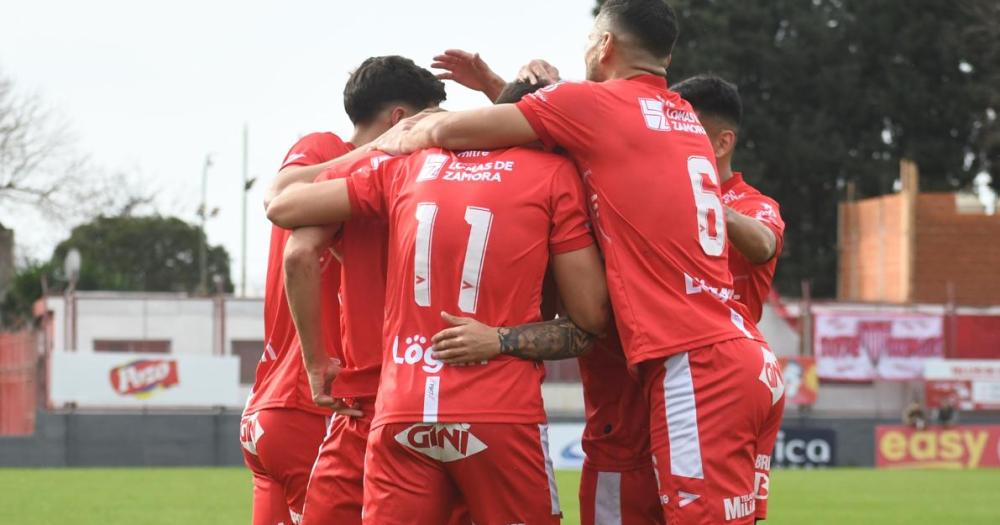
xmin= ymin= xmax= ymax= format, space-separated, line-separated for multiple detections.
xmin=0 ymin=331 xmax=37 ymax=435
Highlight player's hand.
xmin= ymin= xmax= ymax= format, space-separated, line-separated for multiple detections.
xmin=371 ymin=108 xmax=438 ymax=155
xmin=304 ymin=357 xmax=362 ymax=417
xmin=431 ymin=311 xmax=501 ymax=365
xmin=432 ymin=49 xmax=506 ymax=102
xmin=517 ymin=59 xmax=560 ymax=85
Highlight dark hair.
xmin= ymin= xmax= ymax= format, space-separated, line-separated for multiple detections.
xmin=672 ymin=74 xmax=743 ymax=129
xmin=494 ymin=79 xmax=551 ymax=105
xmin=343 ymin=56 xmax=447 ymax=125
xmin=597 ymin=0 xmax=679 ymax=59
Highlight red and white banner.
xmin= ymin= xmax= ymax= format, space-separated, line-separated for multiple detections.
xmin=814 ymin=312 xmax=944 ymax=381
xmin=779 ymin=356 xmax=818 ymax=405
xmin=924 ymin=359 xmax=1000 ymax=410
xmin=876 ymin=425 xmax=1000 ymax=469
xmin=49 ymin=352 xmax=241 ymax=408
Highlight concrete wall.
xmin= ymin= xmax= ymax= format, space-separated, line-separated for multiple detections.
xmin=0 ymin=411 xmax=244 ymax=467
xmin=4 ymin=411 xmax=997 ymax=468
xmin=43 ymin=293 xmax=264 ymax=362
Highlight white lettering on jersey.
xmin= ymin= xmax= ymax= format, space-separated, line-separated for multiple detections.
xmin=416 ymin=154 xmax=449 ymax=181
xmin=390 ymin=335 xmax=443 ymax=374
xmin=639 ymin=98 xmax=707 ymax=135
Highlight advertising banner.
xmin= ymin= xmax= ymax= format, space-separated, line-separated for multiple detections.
xmin=49 ymin=352 xmax=241 ymax=408
xmin=772 ymin=428 xmax=837 ymax=467
xmin=875 ymin=425 xmax=1000 ymax=469
xmin=814 ymin=312 xmax=944 ymax=381
xmin=546 ymin=423 xmax=586 ymax=470
xmin=924 ymin=359 xmax=1000 ymax=410
xmin=778 ymin=357 xmax=818 ymax=405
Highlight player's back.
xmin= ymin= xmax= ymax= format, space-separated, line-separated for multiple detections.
xmin=518 ymin=77 xmax=755 ymax=365
xmin=347 ymin=146 xmax=593 ymax=427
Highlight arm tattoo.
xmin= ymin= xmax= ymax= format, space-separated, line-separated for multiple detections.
xmin=497 ymin=317 xmax=596 ymax=361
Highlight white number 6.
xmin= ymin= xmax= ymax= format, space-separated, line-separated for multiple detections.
xmin=687 ymin=156 xmax=725 ymax=256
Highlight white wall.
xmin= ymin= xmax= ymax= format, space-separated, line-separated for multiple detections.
xmin=44 ymin=293 xmax=264 ymax=356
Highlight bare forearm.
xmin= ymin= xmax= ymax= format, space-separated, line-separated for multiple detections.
xmin=408 ymin=105 xmax=537 ymax=152
xmin=498 ymin=317 xmax=596 ymax=361
xmin=726 ymin=208 xmax=777 ymax=264
xmin=264 ymin=147 xmax=373 ymax=207
xmin=284 ymin=244 xmax=326 ymax=369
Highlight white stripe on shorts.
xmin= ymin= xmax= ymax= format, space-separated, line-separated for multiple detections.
xmin=594 ymin=471 xmax=623 ymax=525
xmin=663 ymin=352 xmax=704 ymax=479
xmin=538 ymin=424 xmax=562 ymax=515
xmin=423 ymin=376 xmax=440 ymax=422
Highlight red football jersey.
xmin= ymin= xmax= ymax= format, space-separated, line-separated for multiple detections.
xmin=516 ymin=76 xmax=758 ymax=366
xmin=578 ymin=325 xmax=651 ymax=471
xmin=245 ymin=133 xmax=351 ymax=416
xmin=341 ymin=147 xmax=594 ymax=427
xmin=315 ymin=154 xmax=392 ymax=400
xmin=721 ymin=172 xmax=785 ymax=322
xmin=279 ymin=132 xmax=350 ymax=170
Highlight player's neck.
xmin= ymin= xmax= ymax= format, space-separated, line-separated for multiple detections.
xmin=717 ymin=161 xmax=734 ymax=183
xmin=349 ymin=125 xmax=382 ymax=149
xmin=606 ymin=57 xmax=666 ymax=81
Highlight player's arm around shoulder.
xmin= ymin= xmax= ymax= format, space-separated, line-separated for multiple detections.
xmin=725 ymin=194 xmax=785 ymax=264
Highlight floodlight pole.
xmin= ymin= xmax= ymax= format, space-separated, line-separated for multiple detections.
xmin=199 ymin=155 xmax=212 ymax=294
xmin=240 ymin=124 xmax=249 ymax=297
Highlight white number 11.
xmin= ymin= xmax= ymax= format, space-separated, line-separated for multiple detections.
xmin=413 ymin=203 xmax=494 ymax=314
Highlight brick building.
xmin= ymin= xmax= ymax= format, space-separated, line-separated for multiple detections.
xmin=838 ymin=160 xmax=1000 ymax=305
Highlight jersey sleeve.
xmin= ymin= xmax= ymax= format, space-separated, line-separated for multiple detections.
xmin=515 ymin=81 xmax=599 ymax=153
xmin=345 ymin=154 xmax=397 ymax=220
xmin=280 ymin=132 xmax=346 ymax=170
xmin=548 ymin=158 xmax=595 ymax=254
xmin=733 ymin=194 xmax=786 ymax=256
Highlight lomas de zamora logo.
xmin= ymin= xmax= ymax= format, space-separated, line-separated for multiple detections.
xmin=109 ymin=359 xmax=180 ymax=399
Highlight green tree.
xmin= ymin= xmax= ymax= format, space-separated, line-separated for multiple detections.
xmin=0 ymin=260 xmax=52 ymax=327
xmin=0 ymin=216 xmax=227 ymax=326
xmin=49 ymin=215 xmax=233 ymax=294
xmin=594 ymin=0 xmax=998 ymax=296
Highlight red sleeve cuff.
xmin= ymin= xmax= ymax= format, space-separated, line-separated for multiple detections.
xmin=345 ymin=178 xmax=366 ymax=218
xmin=550 ymin=232 xmax=595 ymax=255
xmin=515 ymin=100 xmax=558 ymax=151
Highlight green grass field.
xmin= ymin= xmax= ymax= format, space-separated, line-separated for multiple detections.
xmin=0 ymin=467 xmax=998 ymax=524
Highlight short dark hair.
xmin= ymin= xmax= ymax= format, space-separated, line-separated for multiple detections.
xmin=343 ymin=56 xmax=447 ymax=125
xmin=672 ymin=74 xmax=743 ymax=129
xmin=597 ymin=0 xmax=679 ymax=59
xmin=494 ymin=79 xmax=551 ymax=105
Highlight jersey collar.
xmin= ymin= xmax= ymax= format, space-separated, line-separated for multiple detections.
xmin=628 ymin=74 xmax=669 ymax=89
xmin=720 ymin=171 xmax=744 ymax=193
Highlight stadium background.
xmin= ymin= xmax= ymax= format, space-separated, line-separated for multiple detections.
xmin=2 ymin=0 xmax=999 ymax=523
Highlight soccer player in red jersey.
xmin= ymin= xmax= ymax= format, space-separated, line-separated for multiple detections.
xmin=673 ymin=75 xmax=785 ymax=323
xmin=241 ymin=56 xmax=445 ymax=525
xmin=430 ymin=53 xmax=662 ymax=524
xmin=267 ymin=125 xmax=610 ymax=523
xmin=371 ymin=1 xmax=787 ymax=522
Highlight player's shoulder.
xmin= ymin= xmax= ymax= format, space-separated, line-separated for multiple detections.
xmin=294 ymin=131 xmax=347 ymax=146
xmin=499 ymin=146 xmax=575 ymax=173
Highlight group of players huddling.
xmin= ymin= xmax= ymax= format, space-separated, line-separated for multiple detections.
xmin=241 ymin=1 xmax=787 ymax=524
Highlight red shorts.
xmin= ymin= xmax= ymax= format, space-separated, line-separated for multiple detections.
xmin=241 ymin=408 xmax=328 ymax=525
xmin=640 ymin=338 xmax=785 ymax=525
xmin=579 ymin=462 xmax=663 ymax=525
xmin=363 ymin=422 xmax=561 ymax=525
xmin=302 ymin=402 xmax=471 ymax=525
xmin=300 ymin=409 xmax=371 ymax=525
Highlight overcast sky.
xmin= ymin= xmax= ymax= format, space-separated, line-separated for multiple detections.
xmin=0 ymin=0 xmax=595 ymax=295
